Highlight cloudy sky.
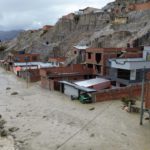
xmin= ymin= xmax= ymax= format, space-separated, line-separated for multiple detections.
xmin=0 ymin=0 xmax=114 ymax=31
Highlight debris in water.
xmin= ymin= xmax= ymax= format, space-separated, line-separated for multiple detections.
xmin=121 ymin=133 xmax=127 ymax=136
xmin=145 ymin=117 xmax=150 ymax=120
xmin=0 ymin=116 xmax=9 ymax=137
xmin=11 ymin=92 xmax=18 ymax=95
xmin=9 ymin=127 xmax=19 ymax=132
xmin=89 ymin=107 xmax=95 ymax=111
xmin=6 ymin=87 xmax=11 ymax=90
xmin=0 ymin=119 xmax=6 ymax=129
xmin=90 ymin=133 xmax=95 ymax=137
xmin=42 ymin=116 xmax=47 ymax=118
xmin=1 ymin=129 xmax=8 ymax=137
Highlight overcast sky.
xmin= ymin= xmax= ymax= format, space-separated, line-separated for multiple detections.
xmin=0 ymin=0 xmax=114 ymax=31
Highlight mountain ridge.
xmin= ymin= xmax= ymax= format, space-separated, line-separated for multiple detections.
xmin=0 ymin=30 xmax=23 ymax=41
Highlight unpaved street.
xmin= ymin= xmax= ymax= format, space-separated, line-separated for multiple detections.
xmin=0 ymin=68 xmax=150 ymax=150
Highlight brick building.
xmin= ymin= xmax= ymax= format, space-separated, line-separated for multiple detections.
xmin=73 ymin=45 xmax=88 ymax=64
xmin=85 ymin=47 xmax=142 ymax=76
xmin=114 ymin=0 xmax=150 ymax=13
xmin=109 ymin=46 xmax=150 ymax=86
xmin=13 ymin=53 xmax=40 ymax=62
xmin=40 ymin=64 xmax=94 ymax=91
xmin=42 ymin=25 xmax=54 ymax=31
xmin=128 ymin=1 xmax=150 ymax=11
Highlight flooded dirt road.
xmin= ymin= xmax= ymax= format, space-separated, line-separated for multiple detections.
xmin=0 ymin=68 xmax=150 ymax=150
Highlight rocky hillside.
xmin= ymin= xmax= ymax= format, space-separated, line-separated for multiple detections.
xmin=1 ymin=0 xmax=150 ymax=60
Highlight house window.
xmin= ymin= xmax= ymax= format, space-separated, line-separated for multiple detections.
xmin=74 ymin=51 xmax=77 ymax=54
xmin=95 ymin=65 xmax=101 ymax=73
xmin=117 ymin=69 xmax=130 ymax=80
xmin=88 ymin=53 xmax=91 ymax=59
xmin=87 ymin=64 xmax=93 ymax=69
xmin=95 ymin=53 xmax=101 ymax=64
xmin=32 ymin=56 xmax=37 ymax=61
xmin=14 ymin=57 xmax=20 ymax=62
xmin=24 ymin=56 xmax=30 ymax=62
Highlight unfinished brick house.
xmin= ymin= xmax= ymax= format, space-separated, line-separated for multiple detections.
xmin=85 ymin=47 xmax=142 ymax=76
xmin=114 ymin=0 xmax=150 ymax=13
xmin=40 ymin=64 xmax=94 ymax=91
xmin=42 ymin=25 xmax=54 ymax=31
xmin=73 ymin=45 xmax=88 ymax=64
xmin=13 ymin=53 xmax=40 ymax=62
xmin=128 ymin=0 xmax=150 ymax=11
xmin=109 ymin=46 xmax=150 ymax=86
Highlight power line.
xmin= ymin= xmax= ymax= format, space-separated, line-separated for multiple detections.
xmin=56 ymin=101 xmax=114 ymax=150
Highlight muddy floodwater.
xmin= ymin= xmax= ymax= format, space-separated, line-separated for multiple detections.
xmin=0 ymin=68 xmax=150 ymax=150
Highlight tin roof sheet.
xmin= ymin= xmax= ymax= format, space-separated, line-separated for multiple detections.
xmin=74 ymin=78 xmax=110 ymax=87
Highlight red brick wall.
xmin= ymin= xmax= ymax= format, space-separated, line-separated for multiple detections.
xmin=14 ymin=54 xmax=40 ymax=62
xmin=93 ymin=82 xmax=150 ymax=109
xmin=123 ymin=53 xmax=142 ymax=58
xmin=145 ymin=83 xmax=150 ymax=109
xmin=30 ymin=76 xmax=40 ymax=82
xmin=129 ymin=2 xmax=150 ymax=11
xmin=29 ymin=69 xmax=40 ymax=82
xmin=86 ymin=48 xmax=141 ymax=76
xmin=41 ymin=77 xmax=49 ymax=89
xmin=135 ymin=2 xmax=150 ymax=11
xmin=86 ymin=52 xmax=95 ymax=64
xmin=92 ymin=84 xmax=142 ymax=102
xmin=92 ymin=81 xmax=111 ymax=91
xmin=40 ymin=64 xmax=92 ymax=77
xmin=19 ymin=69 xmax=40 ymax=82
xmin=40 ymin=65 xmax=90 ymax=90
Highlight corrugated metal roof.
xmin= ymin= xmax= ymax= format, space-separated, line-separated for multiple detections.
xmin=74 ymin=78 xmax=110 ymax=87
xmin=59 ymin=81 xmax=96 ymax=92
xmin=74 ymin=45 xmax=89 ymax=50
xmin=13 ymin=62 xmax=54 ymax=68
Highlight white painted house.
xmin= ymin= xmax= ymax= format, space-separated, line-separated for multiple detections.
xmin=109 ymin=46 xmax=150 ymax=86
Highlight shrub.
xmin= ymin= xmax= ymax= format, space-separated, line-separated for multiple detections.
xmin=0 ymin=45 xmax=6 ymax=52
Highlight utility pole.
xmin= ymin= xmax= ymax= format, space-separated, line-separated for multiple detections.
xmin=140 ymin=67 xmax=145 ymax=125
xmin=24 ymin=56 xmax=29 ymax=88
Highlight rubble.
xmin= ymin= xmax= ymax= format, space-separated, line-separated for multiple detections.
xmin=89 ymin=107 xmax=95 ymax=111
xmin=0 ymin=116 xmax=8 ymax=137
xmin=6 ymin=87 xmax=11 ymax=90
xmin=90 ymin=133 xmax=95 ymax=137
xmin=8 ymin=127 xmax=19 ymax=133
xmin=11 ymin=92 xmax=18 ymax=95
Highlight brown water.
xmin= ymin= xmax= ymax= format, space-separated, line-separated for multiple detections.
xmin=0 ymin=68 xmax=150 ymax=150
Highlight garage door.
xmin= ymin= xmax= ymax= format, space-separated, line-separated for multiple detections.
xmin=64 ymin=85 xmax=78 ymax=97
